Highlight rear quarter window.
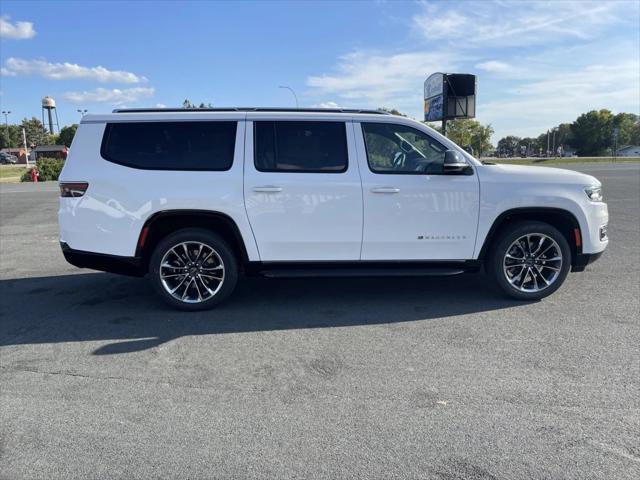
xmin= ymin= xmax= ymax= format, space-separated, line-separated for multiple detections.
xmin=101 ymin=121 xmax=237 ymax=171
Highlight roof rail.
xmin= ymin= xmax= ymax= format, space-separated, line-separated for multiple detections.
xmin=111 ymin=107 xmax=390 ymax=115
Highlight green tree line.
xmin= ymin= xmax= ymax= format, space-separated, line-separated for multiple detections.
xmin=0 ymin=118 xmax=77 ymax=149
xmin=496 ymin=110 xmax=639 ymax=157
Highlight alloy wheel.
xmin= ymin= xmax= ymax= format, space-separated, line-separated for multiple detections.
xmin=159 ymin=241 xmax=225 ymax=303
xmin=503 ymin=233 xmax=563 ymax=293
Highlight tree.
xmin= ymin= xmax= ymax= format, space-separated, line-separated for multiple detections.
xmin=570 ymin=109 xmax=614 ymax=156
xmin=58 ymin=124 xmax=78 ymax=147
xmin=469 ymin=123 xmax=494 ymax=157
xmin=0 ymin=124 xmax=23 ymax=149
xmin=612 ymin=113 xmax=640 ymax=147
xmin=497 ymin=136 xmax=521 ymax=156
xmin=378 ymin=107 xmax=406 ymax=116
xmin=428 ymin=118 xmax=494 ymax=156
xmin=21 ymin=117 xmax=55 ymax=147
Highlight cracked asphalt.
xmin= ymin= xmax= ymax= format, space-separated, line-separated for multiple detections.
xmin=1 ymin=163 xmax=639 ymax=479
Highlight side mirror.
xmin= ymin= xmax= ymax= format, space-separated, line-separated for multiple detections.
xmin=443 ymin=150 xmax=471 ymax=174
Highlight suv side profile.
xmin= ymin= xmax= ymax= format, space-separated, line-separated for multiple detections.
xmin=59 ymin=108 xmax=608 ymax=310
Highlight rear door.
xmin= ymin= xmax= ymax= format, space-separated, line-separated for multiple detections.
xmin=355 ymin=120 xmax=480 ymax=260
xmin=243 ymin=117 xmax=363 ymax=261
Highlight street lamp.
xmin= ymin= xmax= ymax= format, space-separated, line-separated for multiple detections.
xmin=1 ymin=110 xmax=11 ymax=146
xmin=77 ymin=109 xmax=88 ymax=119
xmin=278 ymin=86 xmax=299 ymax=108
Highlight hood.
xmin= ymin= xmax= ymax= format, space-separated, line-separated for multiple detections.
xmin=482 ymin=163 xmax=600 ymax=186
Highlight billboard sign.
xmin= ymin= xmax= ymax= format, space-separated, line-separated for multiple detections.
xmin=424 ymin=73 xmax=444 ymax=122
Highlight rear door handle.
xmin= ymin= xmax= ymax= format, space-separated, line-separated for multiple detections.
xmin=252 ymin=186 xmax=283 ymax=193
xmin=371 ymin=186 xmax=400 ymax=194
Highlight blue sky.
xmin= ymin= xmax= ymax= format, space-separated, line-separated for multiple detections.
xmin=1 ymin=0 xmax=638 ymax=141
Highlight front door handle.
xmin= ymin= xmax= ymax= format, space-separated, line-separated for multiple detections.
xmin=252 ymin=186 xmax=283 ymax=193
xmin=371 ymin=186 xmax=400 ymax=194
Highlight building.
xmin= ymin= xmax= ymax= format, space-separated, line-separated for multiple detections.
xmin=616 ymin=145 xmax=640 ymax=157
xmin=0 ymin=147 xmax=29 ymax=164
xmin=33 ymin=145 xmax=68 ymax=161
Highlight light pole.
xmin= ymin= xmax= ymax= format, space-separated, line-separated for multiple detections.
xmin=1 ymin=110 xmax=11 ymax=147
xmin=77 ymin=109 xmax=88 ymax=119
xmin=278 ymin=86 xmax=299 ymax=108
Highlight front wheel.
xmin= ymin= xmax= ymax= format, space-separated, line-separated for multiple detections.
xmin=489 ymin=222 xmax=571 ymax=300
xmin=149 ymin=229 xmax=238 ymax=311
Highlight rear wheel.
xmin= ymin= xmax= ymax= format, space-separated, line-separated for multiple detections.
xmin=149 ymin=229 xmax=238 ymax=310
xmin=489 ymin=221 xmax=571 ymax=300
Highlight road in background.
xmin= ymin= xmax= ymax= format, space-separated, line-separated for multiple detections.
xmin=1 ymin=164 xmax=639 ymax=479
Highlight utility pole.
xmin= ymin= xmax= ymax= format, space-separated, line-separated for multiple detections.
xmin=546 ymin=129 xmax=550 ymax=157
xmin=442 ymin=119 xmax=447 ymax=136
xmin=77 ymin=109 xmax=88 ymax=119
xmin=278 ymin=86 xmax=299 ymax=108
xmin=1 ymin=110 xmax=11 ymax=147
xmin=552 ymin=129 xmax=556 ymax=157
xmin=22 ymin=128 xmax=28 ymax=165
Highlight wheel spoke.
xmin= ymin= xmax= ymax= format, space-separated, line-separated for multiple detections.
xmin=181 ymin=278 xmax=194 ymax=300
xmin=530 ymin=267 xmax=539 ymax=290
xmin=200 ymin=265 xmax=223 ymax=271
xmin=192 ymin=277 xmax=203 ymax=301
xmin=540 ymin=264 xmax=561 ymax=272
xmin=162 ymin=273 xmax=186 ymax=279
xmin=169 ymin=274 xmax=189 ymax=294
xmin=535 ymin=266 xmax=550 ymax=285
xmin=532 ymin=236 xmax=546 ymax=256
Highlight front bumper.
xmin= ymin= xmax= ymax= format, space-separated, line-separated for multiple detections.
xmin=571 ymin=251 xmax=605 ymax=272
xmin=60 ymin=242 xmax=145 ymax=277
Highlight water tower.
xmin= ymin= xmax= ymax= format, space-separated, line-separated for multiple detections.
xmin=41 ymin=96 xmax=60 ymax=135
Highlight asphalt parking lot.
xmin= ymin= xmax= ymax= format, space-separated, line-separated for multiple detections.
xmin=1 ymin=163 xmax=639 ymax=479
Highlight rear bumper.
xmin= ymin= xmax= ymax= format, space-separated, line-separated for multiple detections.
xmin=60 ymin=242 xmax=145 ymax=277
xmin=571 ymin=251 xmax=604 ymax=272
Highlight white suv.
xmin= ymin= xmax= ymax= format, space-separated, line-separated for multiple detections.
xmin=58 ymin=108 xmax=608 ymax=310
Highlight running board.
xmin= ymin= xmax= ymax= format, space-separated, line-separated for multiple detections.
xmin=259 ymin=267 xmax=467 ymax=278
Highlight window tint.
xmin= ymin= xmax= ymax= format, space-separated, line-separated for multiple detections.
xmin=362 ymin=123 xmax=447 ymax=174
xmin=254 ymin=121 xmax=348 ymax=172
xmin=101 ymin=121 xmax=237 ymax=170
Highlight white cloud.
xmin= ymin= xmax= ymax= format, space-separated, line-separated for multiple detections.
xmin=475 ymin=60 xmax=512 ymax=73
xmin=313 ymin=101 xmax=341 ymax=108
xmin=2 ymin=58 xmax=145 ymax=83
xmin=307 ymin=49 xmax=460 ymax=110
xmin=0 ymin=15 xmax=36 ymax=40
xmin=412 ymin=1 xmax=624 ymax=47
xmin=478 ymin=60 xmax=640 ymax=139
xmin=62 ymin=87 xmax=155 ymax=105
xmin=155 ymin=103 xmax=167 ymax=108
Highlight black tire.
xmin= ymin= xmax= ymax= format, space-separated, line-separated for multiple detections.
xmin=488 ymin=221 xmax=571 ymax=301
xmin=149 ymin=228 xmax=238 ymax=311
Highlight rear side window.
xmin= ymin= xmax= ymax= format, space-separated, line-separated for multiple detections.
xmin=254 ymin=121 xmax=348 ymax=173
xmin=101 ymin=121 xmax=237 ymax=170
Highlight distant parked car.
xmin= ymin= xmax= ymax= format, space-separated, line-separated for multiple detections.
xmin=0 ymin=152 xmax=18 ymax=164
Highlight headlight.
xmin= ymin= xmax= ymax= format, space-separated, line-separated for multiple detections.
xmin=585 ymin=186 xmax=603 ymax=202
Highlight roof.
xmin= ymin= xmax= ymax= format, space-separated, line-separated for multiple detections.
xmin=34 ymin=145 xmax=68 ymax=152
xmin=112 ymin=107 xmax=390 ymax=115
xmin=616 ymin=145 xmax=640 ymax=151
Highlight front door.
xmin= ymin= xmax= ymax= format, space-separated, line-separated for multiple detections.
xmin=244 ymin=118 xmax=363 ymax=261
xmin=354 ymin=121 xmax=480 ymax=260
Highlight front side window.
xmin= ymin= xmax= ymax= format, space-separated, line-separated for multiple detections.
xmin=101 ymin=121 xmax=237 ymax=170
xmin=254 ymin=121 xmax=348 ymax=173
xmin=362 ymin=122 xmax=447 ymax=174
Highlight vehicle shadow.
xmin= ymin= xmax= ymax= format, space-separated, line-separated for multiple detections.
xmin=0 ymin=272 xmax=531 ymax=355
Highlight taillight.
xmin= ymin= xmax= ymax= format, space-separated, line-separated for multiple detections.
xmin=59 ymin=182 xmax=89 ymax=198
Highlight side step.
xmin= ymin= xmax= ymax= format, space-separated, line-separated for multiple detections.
xmin=260 ymin=267 xmax=467 ymax=278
